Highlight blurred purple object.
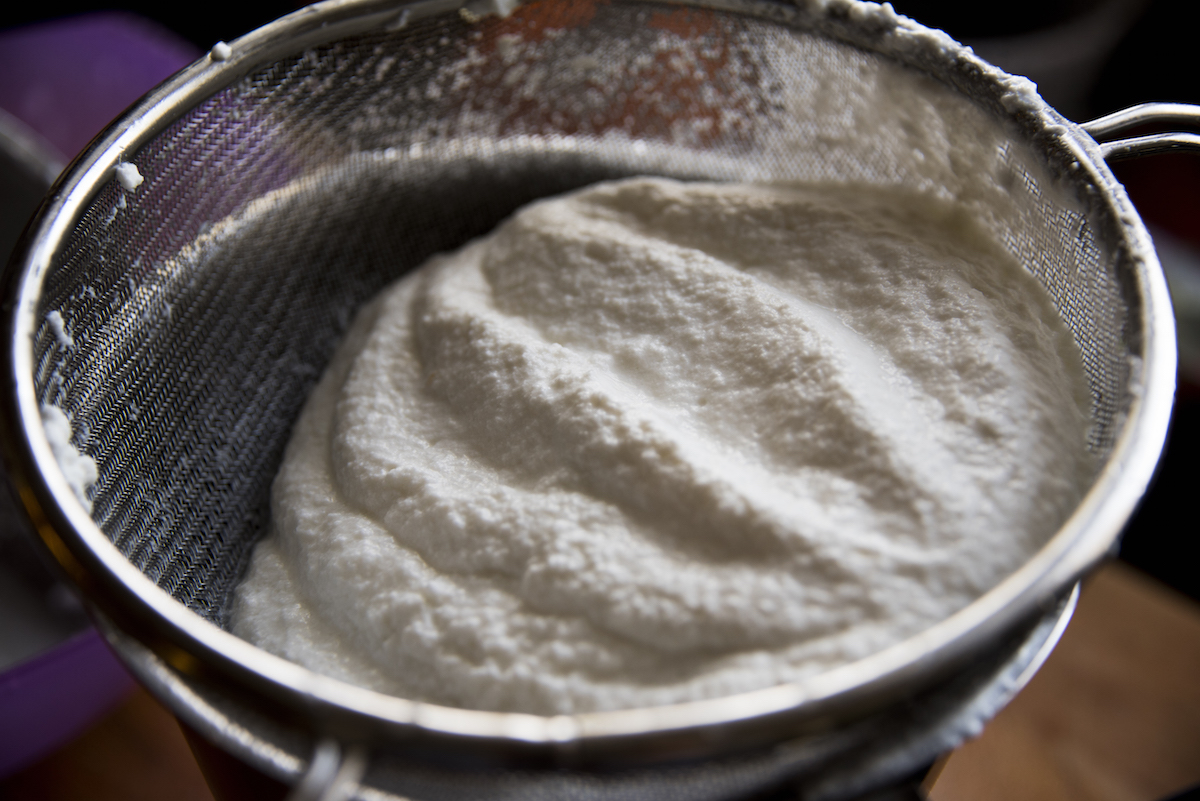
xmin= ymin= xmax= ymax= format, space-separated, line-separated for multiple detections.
xmin=0 ymin=10 xmax=199 ymax=778
xmin=0 ymin=629 xmax=136 ymax=776
xmin=0 ymin=11 xmax=200 ymax=160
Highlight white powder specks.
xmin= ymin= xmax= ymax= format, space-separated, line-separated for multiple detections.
xmin=41 ymin=404 xmax=98 ymax=512
xmin=374 ymin=55 xmax=397 ymax=82
xmin=113 ymin=162 xmax=143 ymax=192
xmin=496 ymin=33 xmax=523 ymax=63
xmin=460 ymin=0 xmax=521 ymax=23
xmin=232 ymin=177 xmax=1093 ymax=714
xmin=385 ymin=8 xmax=411 ymax=31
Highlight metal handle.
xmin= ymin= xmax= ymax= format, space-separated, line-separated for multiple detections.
xmin=1080 ymin=102 xmax=1200 ymax=161
xmin=287 ymin=739 xmax=368 ymax=801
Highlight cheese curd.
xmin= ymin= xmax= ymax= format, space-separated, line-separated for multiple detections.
xmin=231 ymin=177 xmax=1092 ymax=714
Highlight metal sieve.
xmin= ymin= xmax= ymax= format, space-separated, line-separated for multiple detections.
xmin=0 ymin=0 xmax=1191 ymax=798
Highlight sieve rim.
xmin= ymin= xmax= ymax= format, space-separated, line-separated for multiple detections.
xmin=0 ymin=0 xmax=1178 ymax=763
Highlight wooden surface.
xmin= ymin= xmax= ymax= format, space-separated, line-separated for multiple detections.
xmin=930 ymin=560 xmax=1200 ymax=801
xmin=0 ymin=685 xmax=214 ymax=801
xmin=2 ymin=560 xmax=1198 ymax=801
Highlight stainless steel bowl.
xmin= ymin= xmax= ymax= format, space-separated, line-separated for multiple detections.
xmin=0 ymin=1 xmax=1187 ymax=798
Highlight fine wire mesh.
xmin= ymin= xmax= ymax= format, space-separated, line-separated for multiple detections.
xmin=31 ymin=0 xmax=1134 ymax=630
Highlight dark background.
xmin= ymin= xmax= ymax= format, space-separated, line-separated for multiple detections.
xmin=3 ymin=0 xmax=1196 ymax=115
xmin=1 ymin=0 xmax=1196 ymax=602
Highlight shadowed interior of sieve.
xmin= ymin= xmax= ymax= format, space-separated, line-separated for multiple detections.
xmin=30 ymin=1 xmax=1134 ymax=628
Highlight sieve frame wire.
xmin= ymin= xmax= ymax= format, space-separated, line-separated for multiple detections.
xmin=0 ymin=0 xmax=1178 ymax=765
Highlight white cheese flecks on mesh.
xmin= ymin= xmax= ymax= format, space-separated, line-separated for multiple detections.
xmin=46 ymin=310 xmax=74 ymax=349
xmin=113 ymin=162 xmax=143 ymax=192
xmin=41 ymin=404 xmax=98 ymax=512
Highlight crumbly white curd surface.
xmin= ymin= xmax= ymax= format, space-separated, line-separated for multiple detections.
xmin=231 ymin=177 xmax=1093 ymax=714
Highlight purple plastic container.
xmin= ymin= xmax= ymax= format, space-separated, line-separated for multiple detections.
xmin=0 ymin=630 xmax=137 ymax=775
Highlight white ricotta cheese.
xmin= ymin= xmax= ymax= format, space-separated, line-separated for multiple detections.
xmin=231 ymin=177 xmax=1093 ymax=714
